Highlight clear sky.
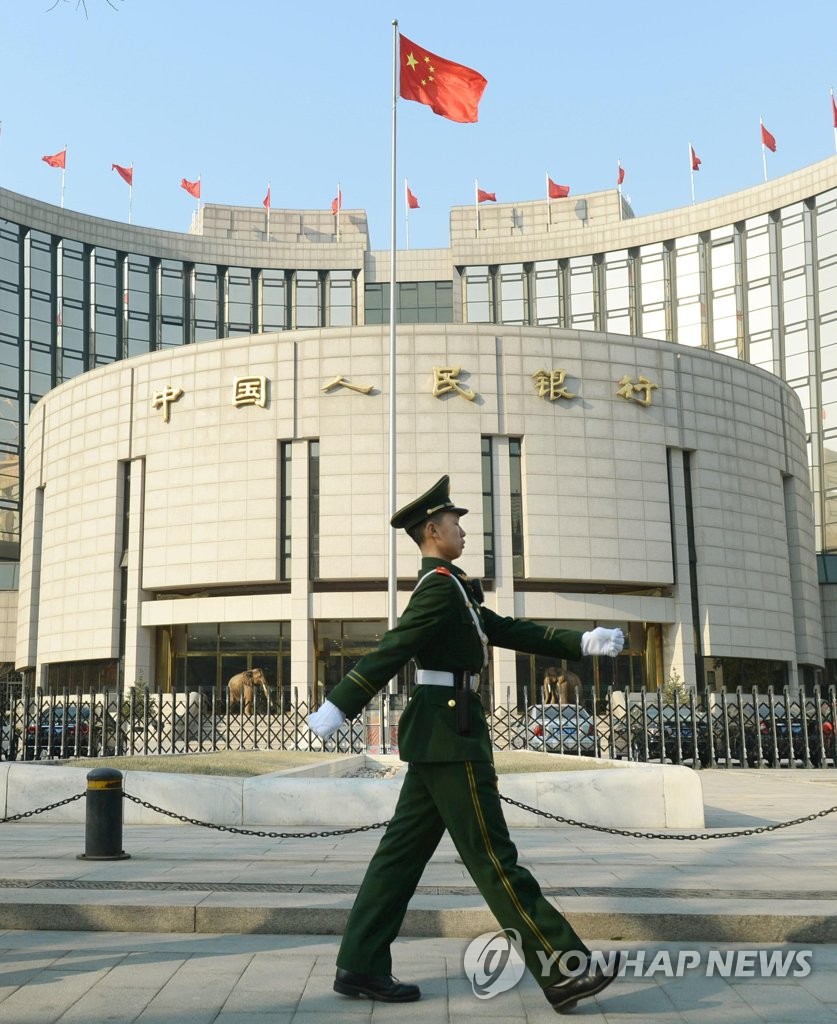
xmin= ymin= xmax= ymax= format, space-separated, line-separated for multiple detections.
xmin=2 ymin=0 xmax=837 ymax=252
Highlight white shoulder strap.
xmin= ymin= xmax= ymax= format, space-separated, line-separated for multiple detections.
xmin=414 ymin=569 xmax=489 ymax=669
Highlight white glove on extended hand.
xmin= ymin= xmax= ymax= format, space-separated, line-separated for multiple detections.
xmin=306 ymin=699 xmax=346 ymax=740
xmin=581 ymin=627 xmax=625 ymax=657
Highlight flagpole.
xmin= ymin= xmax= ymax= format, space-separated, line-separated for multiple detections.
xmin=760 ymin=118 xmax=768 ymax=183
xmin=61 ymin=144 xmax=67 ymax=209
xmin=545 ymin=172 xmax=552 ymax=227
xmin=128 ymin=163 xmax=133 ymax=225
xmin=336 ymin=180 xmax=341 ymax=242
xmin=474 ymin=179 xmax=479 ymax=234
xmin=266 ymin=180 xmax=271 ymax=242
xmin=617 ymin=159 xmax=623 ymax=221
xmin=404 ymin=178 xmax=410 ymax=250
xmin=689 ymin=142 xmax=695 ymax=205
xmin=832 ymin=89 xmax=836 ymax=154
xmin=388 ymin=19 xmax=399 ymax=646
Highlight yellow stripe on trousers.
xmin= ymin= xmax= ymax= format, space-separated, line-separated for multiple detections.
xmin=464 ymin=760 xmax=555 ymax=957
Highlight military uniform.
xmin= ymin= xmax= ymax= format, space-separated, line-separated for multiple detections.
xmin=328 ymin=543 xmax=591 ymax=988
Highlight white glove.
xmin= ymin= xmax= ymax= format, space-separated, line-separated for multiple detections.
xmin=581 ymin=627 xmax=625 ymax=657
xmin=306 ymin=699 xmax=346 ymax=739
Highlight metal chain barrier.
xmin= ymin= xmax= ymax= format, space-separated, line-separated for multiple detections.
xmin=498 ymin=793 xmax=837 ymax=840
xmin=0 ymin=791 xmax=85 ymax=824
xmin=123 ymin=792 xmax=390 ymax=839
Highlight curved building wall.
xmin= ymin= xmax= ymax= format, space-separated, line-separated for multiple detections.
xmin=15 ymin=324 xmax=821 ymax=699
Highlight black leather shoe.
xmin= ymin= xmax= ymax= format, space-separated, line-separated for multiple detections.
xmin=334 ymin=968 xmax=421 ymax=1002
xmin=543 ymin=952 xmax=620 ymax=1013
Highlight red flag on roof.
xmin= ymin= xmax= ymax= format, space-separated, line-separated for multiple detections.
xmin=407 ymin=187 xmax=420 ymax=210
xmin=42 ymin=149 xmax=66 ymax=169
xmin=263 ymin=186 xmax=271 ymax=210
xmin=112 ymin=163 xmax=133 ymax=186
xmin=181 ymin=177 xmax=200 ymax=199
xmin=477 ymin=188 xmax=496 ymax=203
xmin=399 ymin=34 xmax=487 ymax=124
xmin=331 ymin=190 xmax=342 ymax=214
xmin=690 ymin=145 xmax=701 ymax=171
xmin=832 ymin=91 xmax=837 ymax=129
xmin=547 ymin=177 xmax=570 ymax=199
xmin=761 ymin=122 xmax=777 ymax=152
xmin=617 ymin=163 xmax=625 ymax=186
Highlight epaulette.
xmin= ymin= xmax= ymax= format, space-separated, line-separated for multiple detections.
xmin=435 ymin=566 xmax=452 ymax=577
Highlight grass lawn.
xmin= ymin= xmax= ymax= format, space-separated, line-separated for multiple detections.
xmin=67 ymin=749 xmax=612 ymax=777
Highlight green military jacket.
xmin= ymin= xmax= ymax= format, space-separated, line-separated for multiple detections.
xmin=327 ymin=557 xmax=584 ymax=763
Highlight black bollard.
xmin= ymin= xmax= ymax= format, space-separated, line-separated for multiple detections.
xmin=77 ymin=767 xmax=131 ymax=861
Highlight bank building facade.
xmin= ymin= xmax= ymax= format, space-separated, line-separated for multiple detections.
xmin=2 ymin=155 xmax=836 ymax=710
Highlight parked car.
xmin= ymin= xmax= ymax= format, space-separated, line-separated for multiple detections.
xmin=527 ymin=704 xmax=597 ymax=756
xmin=748 ymin=699 xmax=835 ymax=767
xmin=23 ymin=705 xmax=99 ymax=759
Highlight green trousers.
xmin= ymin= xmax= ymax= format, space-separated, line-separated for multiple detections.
xmin=336 ymin=759 xmax=588 ymax=988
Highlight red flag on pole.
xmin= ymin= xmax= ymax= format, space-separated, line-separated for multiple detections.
xmin=112 ymin=163 xmax=133 ymax=186
xmin=477 ymin=188 xmax=496 ymax=203
xmin=399 ymin=34 xmax=487 ymax=124
xmin=547 ymin=177 xmax=570 ymax=198
xmin=617 ymin=163 xmax=625 ymax=186
xmin=331 ymin=190 xmax=342 ymax=214
xmin=263 ymin=186 xmax=271 ymax=210
xmin=406 ymin=187 xmax=420 ymax=209
xmin=761 ymin=123 xmax=777 ymax=152
xmin=181 ymin=177 xmax=201 ymax=199
xmin=832 ymin=91 xmax=837 ymax=129
xmin=42 ymin=149 xmax=66 ymax=169
xmin=690 ymin=145 xmax=701 ymax=171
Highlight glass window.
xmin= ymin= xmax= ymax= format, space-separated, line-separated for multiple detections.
xmin=783 ymin=267 xmax=808 ymax=327
xmin=509 ymin=438 xmax=524 ymax=578
xmin=781 ymin=205 xmax=806 ymax=270
xmin=481 ymin=437 xmax=495 ymax=578
xmin=309 ymin=439 xmax=320 ymax=579
xmin=464 ymin=265 xmax=493 ymax=323
xmin=328 ymin=270 xmax=354 ymax=327
xmin=193 ymin=264 xmax=219 ymax=341
xmin=295 ymin=271 xmax=322 ymax=328
xmin=673 ymin=235 xmax=703 ymax=347
xmin=785 ymin=325 xmax=809 ymax=380
xmin=533 ymin=260 xmax=561 ymax=325
xmin=279 ymin=441 xmax=292 ymax=580
xmin=365 ymin=281 xmax=453 ymax=325
xmin=126 ymin=255 xmax=152 ymax=357
xmin=568 ymin=256 xmax=594 ymax=327
xmin=821 ymin=314 xmax=837 ymax=374
xmin=498 ymin=263 xmax=528 ymax=325
xmin=159 ymin=260 xmax=185 ymax=347
xmin=261 ymin=270 xmax=287 ymax=332
xmin=604 ymin=251 xmax=632 ymax=334
xmin=226 ymin=268 xmax=253 ymax=336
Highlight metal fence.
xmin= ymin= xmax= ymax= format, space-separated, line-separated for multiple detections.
xmin=2 ymin=683 xmax=835 ymax=769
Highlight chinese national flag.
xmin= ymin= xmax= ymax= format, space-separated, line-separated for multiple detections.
xmin=407 ymin=187 xmax=420 ymax=210
xmin=761 ymin=123 xmax=777 ymax=152
xmin=112 ymin=163 xmax=133 ymax=186
xmin=263 ymin=186 xmax=271 ymax=210
xmin=477 ymin=188 xmax=496 ymax=203
xmin=399 ymin=34 xmax=487 ymax=124
xmin=690 ymin=145 xmax=701 ymax=171
xmin=617 ymin=164 xmax=625 ymax=185
xmin=547 ymin=177 xmax=570 ymax=198
xmin=42 ymin=149 xmax=66 ymax=169
xmin=181 ymin=177 xmax=201 ymax=199
xmin=832 ymin=92 xmax=837 ymax=129
xmin=331 ymin=190 xmax=342 ymax=214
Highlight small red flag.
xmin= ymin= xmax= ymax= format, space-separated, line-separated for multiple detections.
xmin=399 ymin=34 xmax=487 ymax=124
xmin=477 ymin=188 xmax=496 ymax=203
xmin=181 ymin=177 xmax=201 ymax=199
xmin=690 ymin=145 xmax=701 ymax=171
xmin=832 ymin=92 xmax=837 ymax=129
xmin=761 ymin=123 xmax=777 ymax=152
xmin=112 ymin=163 xmax=133 ymax=186
xmin=42 ymin=149 xmax=66 ymax=170
xmin=547 ymin=177 xmax=570 ymax=199
xmin=407 ymin=187 xmax=420 ymax=210
xmin=617 ymin=164 xmax=625 ymax=186
xmin=263 ymin=186 xmax=271 ymax=210
xmin=331 ymin=190 xmax=342 ymax=215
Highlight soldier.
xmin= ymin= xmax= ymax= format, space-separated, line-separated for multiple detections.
xmin=307 ymin=476 xmax=625 ymax=1014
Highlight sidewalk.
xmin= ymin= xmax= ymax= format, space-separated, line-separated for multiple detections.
xmin=0 ymin=770 xmax=834 ymax=1022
